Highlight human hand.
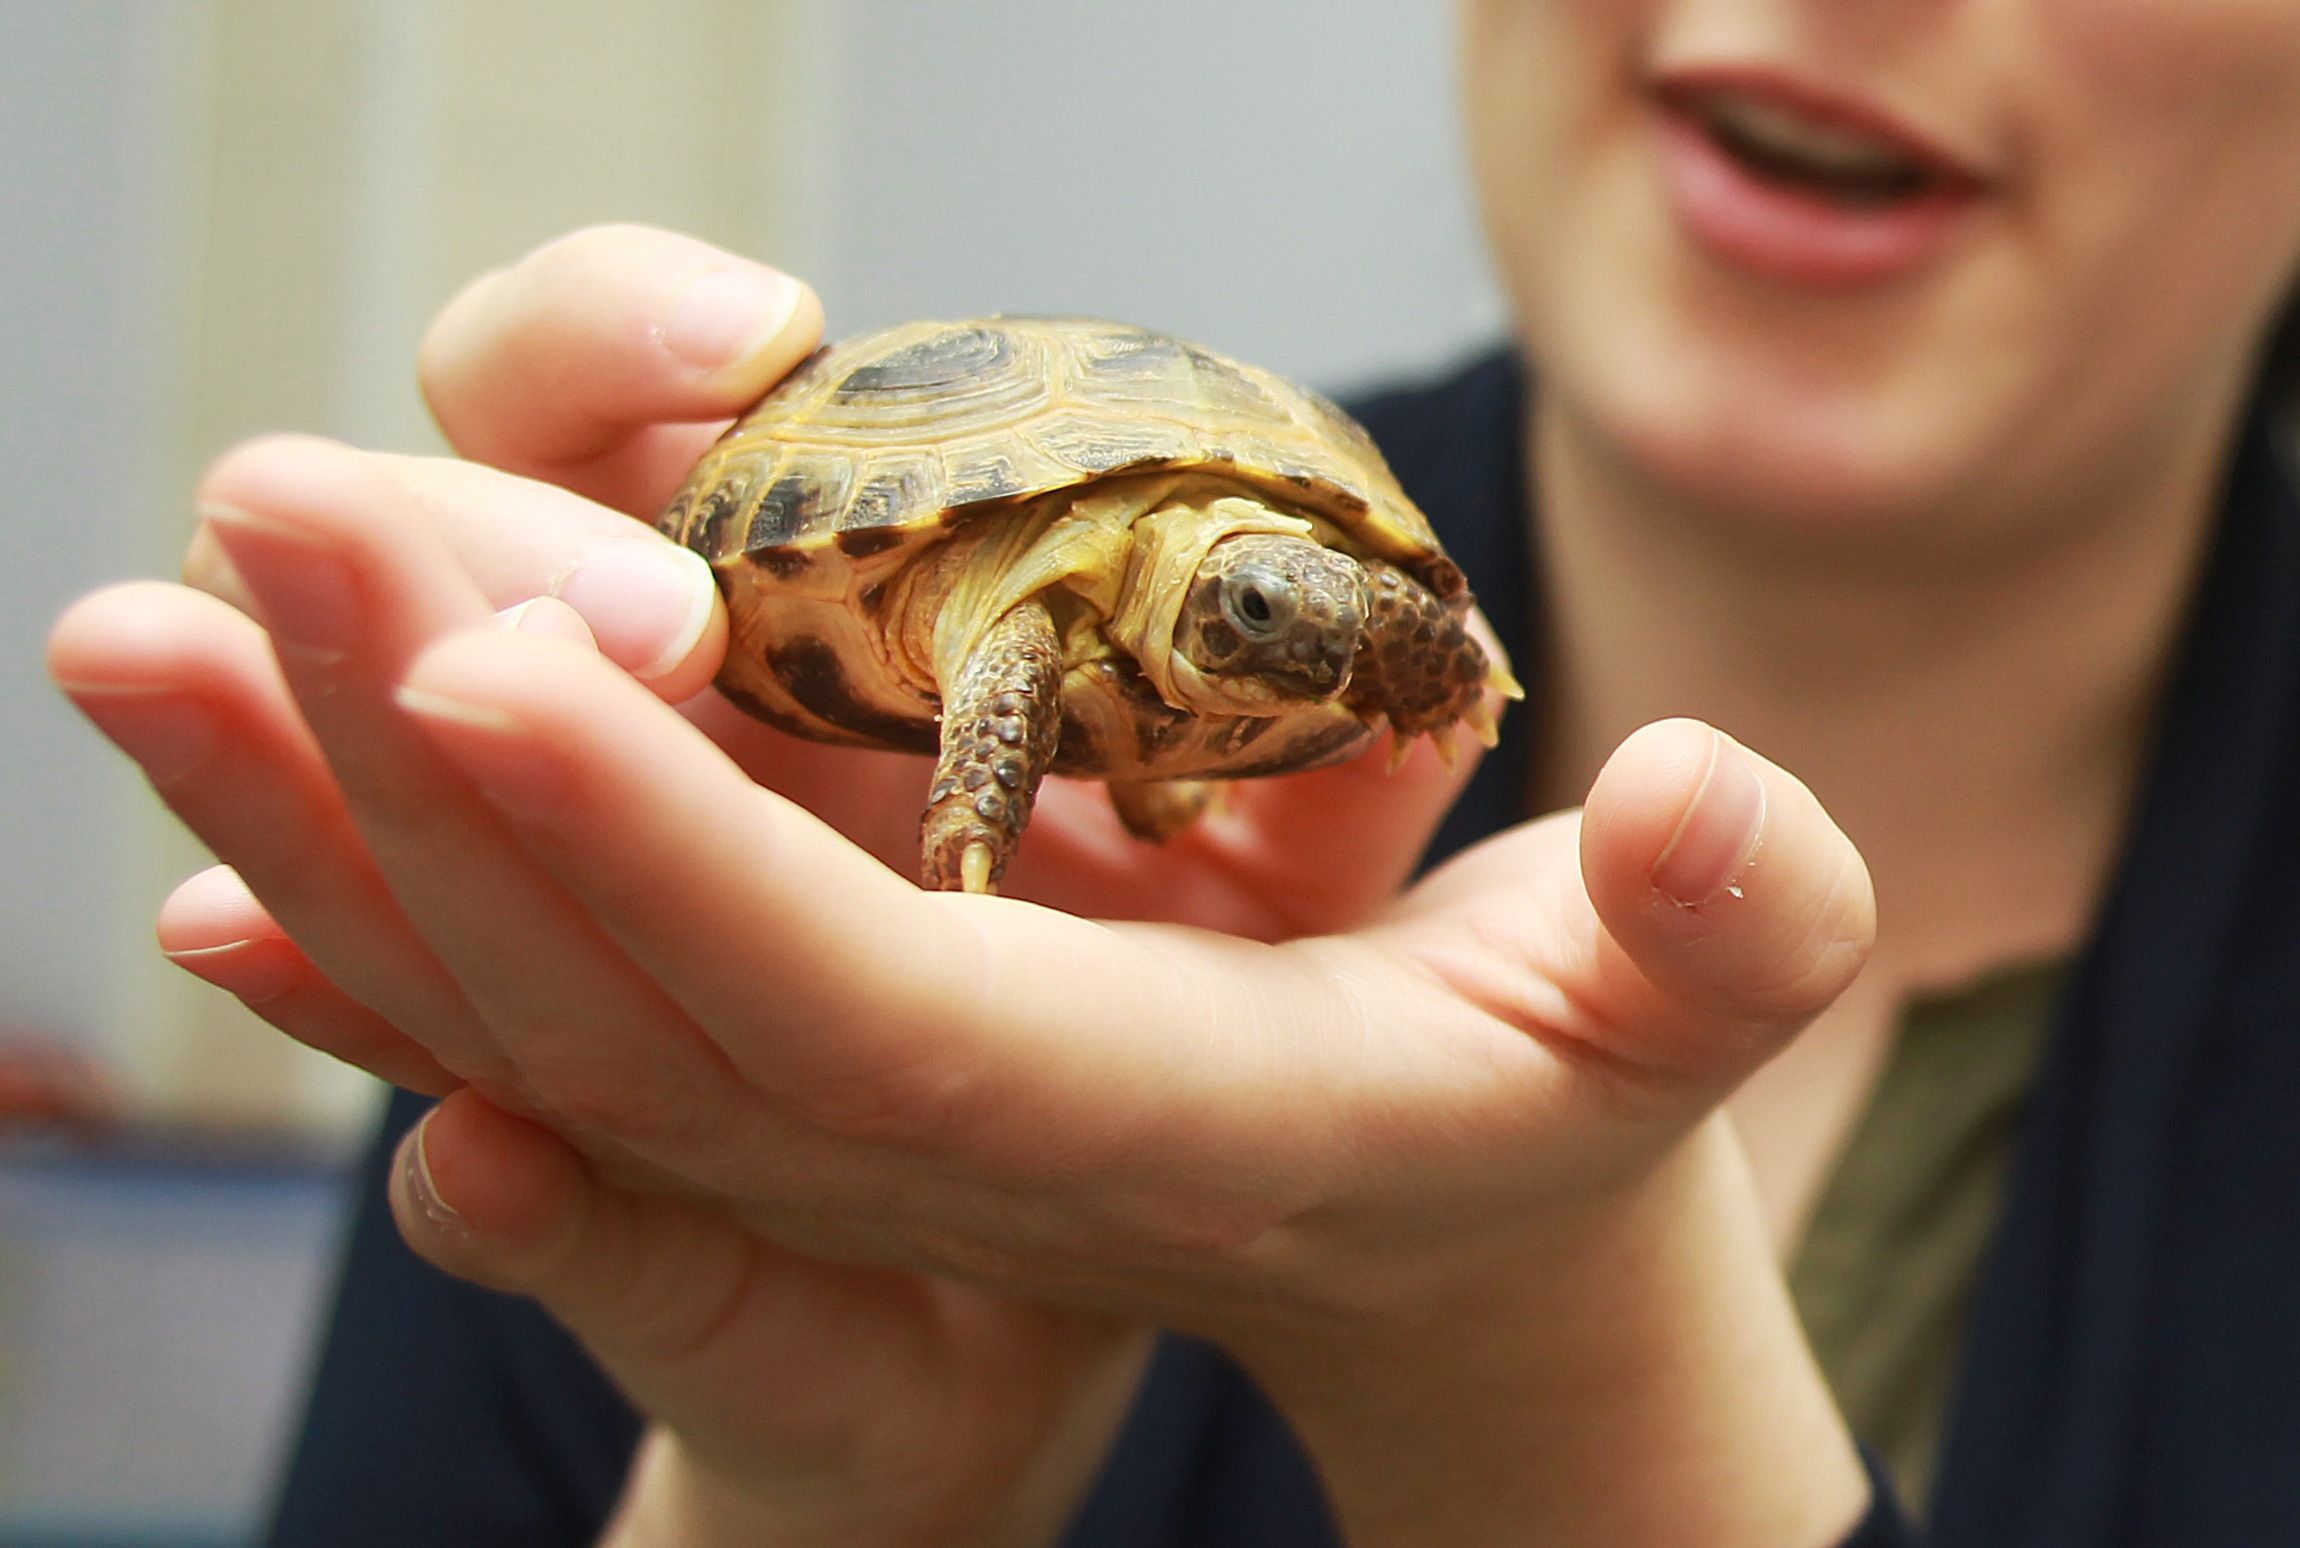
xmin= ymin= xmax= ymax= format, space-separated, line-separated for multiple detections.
xmin=47 ymin=225 xmax=1491 ymax=1543
xmin=176 ymin=223 xmax=1485 ymax=936
xmin=64 ymin=449 xmax=1873 ymax=1547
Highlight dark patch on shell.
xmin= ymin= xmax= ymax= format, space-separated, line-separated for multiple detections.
xmin=717 ymin=678 xmax=853 ymax=745
xmin=834 ymin=326 xmax=1010 ymax=397
xmin=767 ymin=637 xmax=938 ymax=754
xmin=835 ymin=525 xmax=906 ymax=558
xmin=846 ymin=461 xmax=937 ymax=532
xmin=1056 ymin=709 xmax=1100 ymax=766
xmin=749 ymin=473 xmax=820 ymax=549
xmin=753 ymin=545 xmax=813 ymax=579
xmin=1221 ymin=716 xmax=1373 ymax=777
xmin=682 ymin=471 xmax=752 ymax=559
xmin=944 ymin=455 xmax=1031 ymax=509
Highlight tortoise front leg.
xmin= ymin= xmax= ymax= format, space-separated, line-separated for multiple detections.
xmin=921 ymin=600 xmax=1063 ymax=893
xmin=1349 ymin=560 xmax=1513 ymax=756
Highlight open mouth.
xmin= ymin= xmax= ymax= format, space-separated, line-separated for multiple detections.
xmin=1656 ymin=78 xmax=1985 ymax=210
xmin=1649 ymin=71 xmax=1989 ymax=285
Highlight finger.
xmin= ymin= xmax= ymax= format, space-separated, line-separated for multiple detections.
xmin=419 ymin=224 xmax=825 ymax=513
xmin=157 ymin=866 xmax=458 ymax=1094
xmin=394 ymin=1092 xmax=913 ymax=1428
xmin=393 ymin=1091 xmax=1128 ymax=1475
xmin=392 ymin=628 xmax=976 ymax=1122
xmin=185 ymin=446 xmax=726 ymax=700
xmin=387 ymin=629 xmax=1491 ymax=1197
xmin=1389 ymin=718 xmax=1874 ymax=1102
xmin=1581 ymin=720 xmax=1874 ymax=1061
xmin=193 ymin=437 xmax=750 ymax=1144
xmin=390 ymin=1089 xmax=758 ymax=1357
xmin=47 ymin=580 xmax=506 ymax=1086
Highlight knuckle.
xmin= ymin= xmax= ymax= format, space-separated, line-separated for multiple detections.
xmin=520 ymin=221 xmax=680 ymax=277
xmin=195 ymin=431 xmax=344 ymax=511
xmin=179 ymin=522 xmax=244 ymax=603
xmin=782 ymin=1046 xmax=995 ymax=1151
xmin=416 ymin=266 xmax=510 ymax=409
xmin=528 ymin=1059 xmax=711 ymax=1155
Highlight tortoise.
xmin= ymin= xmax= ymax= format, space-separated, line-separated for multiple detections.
xmin=657 ymin=316 xmax=1519 ymax=893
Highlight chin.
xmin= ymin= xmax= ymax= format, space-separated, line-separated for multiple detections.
xmin=1537 ymin=266 xmax=2009 ymax=539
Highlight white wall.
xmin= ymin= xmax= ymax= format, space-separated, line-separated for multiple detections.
xmin=1 ymin=1 xmax=1502 ymax=1123
xmin=805 ymin=0 xmax=1504 ymax=390
xmin=0 ymin=1 xmax=197 ymax=1073
xmin=0 ymin=3 xmax=1507 ymax=1535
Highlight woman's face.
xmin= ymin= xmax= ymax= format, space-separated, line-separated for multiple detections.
xmin=1461 ymin=0 xmax=2300 ymax=536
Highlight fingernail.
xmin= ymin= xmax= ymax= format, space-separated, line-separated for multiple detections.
xmin=68 ymin=688 xmax=218 ymax=787
xmin=163 ymin=935 xmax=301 ymax=1004
xmin=400 ymin=1112 xmax=466 ymax=1233
xmin=198 ymin=504 xmax=357 ymax=662
xmin=496 ymin=596 xmax=598 ymax=647
xmin=660 ymin=266 xmax=802 ymax=372
xmin=549 ymin=541 xmax=715 ymax=680
xmin=1651 ymin=731 xmax=1767 ymax=907
xmin=394 ymin=685 xmax=572 ymax=818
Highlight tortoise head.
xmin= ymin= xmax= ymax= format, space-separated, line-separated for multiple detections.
xmin=1171 ymin=533 xmax=1369 ymax=712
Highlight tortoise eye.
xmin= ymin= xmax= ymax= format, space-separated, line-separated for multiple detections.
xmin=1221 ymin=568 xmax=1295 ymax=639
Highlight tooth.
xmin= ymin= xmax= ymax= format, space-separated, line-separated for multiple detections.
xmin=1705 ymin=94 xmax=1916 ymax=179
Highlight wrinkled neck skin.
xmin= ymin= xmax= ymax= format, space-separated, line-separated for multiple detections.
xmin=1105 ymin=493 xmax=1321 ymax=715
xmin=1526 ymin=381 xmax=2241 ymax=995
xmin=884 ymin=480 xmax=1322 ymax=719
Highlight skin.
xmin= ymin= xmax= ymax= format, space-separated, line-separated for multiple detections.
xmin=48 ymin=227 xmax=1872 ymax=1548
xmin=1462 ymin=0 xmax=2300 ymax=1246
xmin=43 ymin=4 xmax=2300 ymax=1546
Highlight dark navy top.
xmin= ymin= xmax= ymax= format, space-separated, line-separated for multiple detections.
xmin=268 ymin=351 xmax=2300 ymax=1547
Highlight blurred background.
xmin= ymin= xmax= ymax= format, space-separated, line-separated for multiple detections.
xmin=1 ymin=1 xmax=1500 ymax=1541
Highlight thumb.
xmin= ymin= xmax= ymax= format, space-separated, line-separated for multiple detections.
xmin=1385 ymin=717 xmax=1872 ymax=1110
xmin=1578 ymin=717 xmax=1875 ymax=1089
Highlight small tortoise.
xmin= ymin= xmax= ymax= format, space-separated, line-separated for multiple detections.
xmin=658 ymin=317 xmax=1518 ymax=893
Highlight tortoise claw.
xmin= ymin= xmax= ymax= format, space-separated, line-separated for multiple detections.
xmin=1487 ymin=659 xmax=1527 ymax=702
xmin=961 ymin=842 xmax=997 ymax=896
xmin=1462 ymin=698 xmax=1502 ymax=750
xmin=1385 ymin=730 xmax=1416 ymax=775
xmin=1428 ymin=724 xmax=1459 ymax=769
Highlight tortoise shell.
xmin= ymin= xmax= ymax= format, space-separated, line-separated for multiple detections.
xmin=658 ymin=317 xmax=1462 ymax=598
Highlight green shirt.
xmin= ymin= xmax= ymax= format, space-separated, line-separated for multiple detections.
xmin=1787 ymin=961 xmax=2065 ymax=1516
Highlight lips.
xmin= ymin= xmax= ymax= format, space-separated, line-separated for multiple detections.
xmin=1650 ymin=68 xmax=1991 ymax=288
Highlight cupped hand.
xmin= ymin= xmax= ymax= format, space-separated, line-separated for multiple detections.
xmin=45 ymin=225 xmax=1497 ymax=1544
xmin=48 ymin=225 xmax=1877 ymax=1545
xmin=174 ymin=223 xmax=1484 ymax=937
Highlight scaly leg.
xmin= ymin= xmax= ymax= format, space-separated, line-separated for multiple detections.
xmin=1348 ymin=560 xmax=1518 ymax=762
xmin=920 ymin=601 xmax=1064 ymax=893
